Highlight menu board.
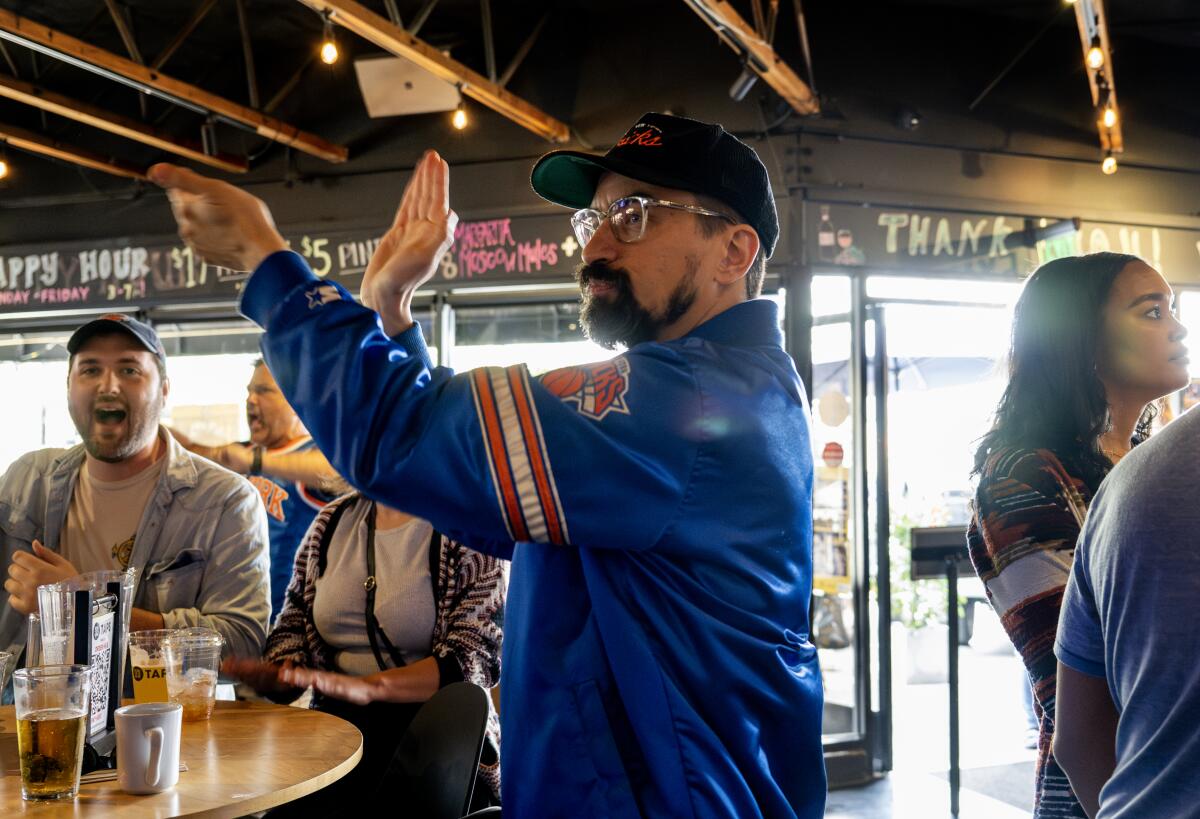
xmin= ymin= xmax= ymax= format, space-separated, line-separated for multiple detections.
xmin=0 ymin=212 xmax=586 ymax=315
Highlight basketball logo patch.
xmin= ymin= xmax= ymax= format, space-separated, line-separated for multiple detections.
xmin=541 ymin=357 xmax=632 ymax=421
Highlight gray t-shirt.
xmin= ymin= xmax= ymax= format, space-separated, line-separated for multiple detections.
xmin=312 ymin=501 xmax=436 ymax=676
xmin=1055 ymin=406 xmax=1200 ymax=818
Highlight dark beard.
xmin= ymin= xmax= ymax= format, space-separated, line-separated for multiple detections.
xmin=574 ymin=261 xmax=698 ymax=350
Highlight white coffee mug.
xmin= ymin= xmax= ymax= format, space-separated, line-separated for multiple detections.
xmin=116 ymin=701 xmax=183 ymax=794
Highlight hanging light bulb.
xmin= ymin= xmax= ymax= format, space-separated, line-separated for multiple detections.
xmin=1101 ymin=153 xmax=1118 ymax=175
xmin=319 ymin=14 xmax=338 ymax=65
xmin=1086 ymin=38 xmax=1104 ymax=71
xmin=1102 ymin=104 xmax=1118 ymax=129
xmin=0 ymin=158 xmax=8 ymax=180
xmin=451 ymin=104 xmax=468 ymax=130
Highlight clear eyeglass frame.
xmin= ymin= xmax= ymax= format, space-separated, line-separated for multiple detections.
xmin=570 ymin=196 xmax=735 ymax=248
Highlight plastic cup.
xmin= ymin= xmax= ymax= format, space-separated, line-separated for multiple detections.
xmin=128 ymin=629 xmax=175 ymax=704
xmin=163 ymin=628 xmax=223 ymax=721
xmin=0 ymin=649 xmax=13 ymax=691
xmin=13 ymin=665 xmax=92 ymax=801
xmin=35 ymin=584 xmax=73 ymax=665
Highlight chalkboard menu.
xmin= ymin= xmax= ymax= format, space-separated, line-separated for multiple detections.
xmin=0 ymin=212 xmax=586 ymax=315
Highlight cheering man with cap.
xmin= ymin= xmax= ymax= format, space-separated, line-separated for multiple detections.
xmin=0 ymin=314 xmax=271 ymax=663
xmin=150 ymin=112 xmax=826 ymax=818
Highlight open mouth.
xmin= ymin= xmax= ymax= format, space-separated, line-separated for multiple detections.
xmin=586 ymin=279 xmax=616 ymax=296
xmin=94 ymin=408 xmax=127 ymax=424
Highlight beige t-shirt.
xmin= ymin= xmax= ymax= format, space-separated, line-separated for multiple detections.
xmin=61 ymin=456 xmax=164 ymax=572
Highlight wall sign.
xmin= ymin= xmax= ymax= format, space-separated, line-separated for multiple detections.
xmin=808 ymin=203 xmax=1200 ymax=283
xmin=0 ymin=213 xmax=586 ymax=315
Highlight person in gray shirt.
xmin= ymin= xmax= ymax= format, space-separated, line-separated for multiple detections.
xmin=1055 ymin=404 xmax=1200 ymax=817
xmin=0 ymin=314 xmax=270 ymax=663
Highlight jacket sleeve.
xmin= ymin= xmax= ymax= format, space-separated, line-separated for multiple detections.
xmin=432 ymin=540 xmax=506 ymax=689
xmin=241 ymin=251 xmax=701 ymax=554
xmin=970 ymin=451 xmax=1080 ymax=688
xmin=160 ymin=483 xmax=271 ymax=660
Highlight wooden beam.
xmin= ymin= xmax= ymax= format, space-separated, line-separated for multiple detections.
xmin=104 ymin=0 xmax=144 ymax=65
xmin=0 ymin=120 xmax=146 ymax=179
xmin=0 ymin=72 xmax=249 ymax=173
xmin=296 ymin=0 xmax=570 ymax=143
xmin=152 ymin=0 xmax=220 ymax=71
xmin=0 ymin=9 xmax=348 ymax=163
xmin=1074 ymin=0 xmax=1123 ymax=153
xmin=681 ymin=0 xmax=819 ymax=115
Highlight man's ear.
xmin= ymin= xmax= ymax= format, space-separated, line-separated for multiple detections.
xmin=161 ymin=375 xmax=171 ymax=402
xmin=714 ymin=225 xmax=760 ymax=287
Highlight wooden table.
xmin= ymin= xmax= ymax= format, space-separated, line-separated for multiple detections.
xmin=0 ymin=701 xmax=363 ymax=817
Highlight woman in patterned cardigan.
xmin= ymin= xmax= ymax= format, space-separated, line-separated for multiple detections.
xmin=969 ymin=252 xmax=1188 ymax=818
xmin=224 ymin=491 xmax=506 ymax=812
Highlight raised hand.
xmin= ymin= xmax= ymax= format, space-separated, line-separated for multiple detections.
xmin=148 ymin=163 xmax=288 ymax=272
xmin=361 ymin=150 xmax=459 ymax=335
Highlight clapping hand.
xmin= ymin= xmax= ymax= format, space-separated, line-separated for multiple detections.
xmin=361 ymin=150 xmax=459 ymax=335
xmin=148 ymin=164 xmax=288 ymax=273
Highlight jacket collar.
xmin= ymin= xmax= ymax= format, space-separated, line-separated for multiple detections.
xmin=682 ymin=299 xmax=782 ymax=349
xmin=49 ymin=427 xmax=198 ymax=497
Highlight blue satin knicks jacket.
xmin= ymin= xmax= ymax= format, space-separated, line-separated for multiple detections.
xmin=240 ymin=251 xmax=826 ymax=818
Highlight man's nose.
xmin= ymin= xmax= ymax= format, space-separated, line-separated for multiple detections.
xmin=580 ymin=220 xmax=618 ymax=266
xmin=97 ymin=370 xmax=120 ymax=394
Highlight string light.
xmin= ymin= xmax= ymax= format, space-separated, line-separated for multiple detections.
xmin=1086 ymin=37 xmax=1104 ymax=71
xmin=451 ymin=104 xmax=468 ymax=130
xmin=1102 ymin=104 xmax=1118 ymax=129
xmin=319 ymin=13 xmax=338 ymax=65
xmin=0 ymin=158 xmax=8 ymax=180
xmin=1101 ymin=153 xmax=1118 ymax=175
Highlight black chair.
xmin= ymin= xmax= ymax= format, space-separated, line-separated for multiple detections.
xmin=380 ymin=681 xmax=490 ymax=819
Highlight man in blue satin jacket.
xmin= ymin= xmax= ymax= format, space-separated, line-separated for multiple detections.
xmin=150 ymin=112 xmax=826 ymax=818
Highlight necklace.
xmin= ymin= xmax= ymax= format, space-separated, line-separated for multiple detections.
xmin=1102 ymin=447 xmax=1128 ymax=464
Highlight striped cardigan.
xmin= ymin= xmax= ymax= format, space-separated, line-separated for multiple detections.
xmin=967 ymin=447 xmax=1093 ymax=819
xmin=263 ymin=492 xmax=506 ymax=799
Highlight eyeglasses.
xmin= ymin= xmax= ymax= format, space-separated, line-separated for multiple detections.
xmin=570 ymin=196 xmax=735 ymax=248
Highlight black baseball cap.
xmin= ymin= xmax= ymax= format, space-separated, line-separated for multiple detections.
xmin=67 ymin=313 xmax=166 ymax=362
xmin=530 ymin=112 xmax=779 ymax=258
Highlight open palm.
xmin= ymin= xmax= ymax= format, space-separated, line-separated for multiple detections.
xmin=361 ymin=150 xmax=458 ymax=334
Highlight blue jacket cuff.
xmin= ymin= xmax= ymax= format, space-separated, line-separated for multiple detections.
xmin=239 ymin=250 xmax=320 ymax=329
xmin=392 ymin=322 xmax=434 ymax=370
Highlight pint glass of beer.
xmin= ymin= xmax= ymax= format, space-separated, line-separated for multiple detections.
xmin=129 ymin=629 xmax=175 ymax=703
xmin=13 ymin=665 xmax=92 ymax=801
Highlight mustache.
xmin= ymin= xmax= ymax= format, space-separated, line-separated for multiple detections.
xmin=574 ymin=261 xmax=629 ymax=287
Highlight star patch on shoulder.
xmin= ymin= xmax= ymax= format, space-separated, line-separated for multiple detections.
xmin=305 ymin=284 xmax=342 ymax=309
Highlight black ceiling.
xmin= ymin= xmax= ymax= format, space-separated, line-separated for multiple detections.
xmin=1 ymin=1 xmax=1199 ymax=217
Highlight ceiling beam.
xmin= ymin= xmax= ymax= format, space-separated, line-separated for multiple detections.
xmin=1074 ymin=0 xmax=1123 ymax=154
xmin=152 ymin=0 xmax=220 ymax=71
xmin=103 ymin=0 xmax=144 ymax=65
xmin=681 ymin=0 xmax=819 ymax=115
xmin=0 ymin=120 xmax=146 ymax=180
xmin=296 ymin=0 xmax=570 ymax=143
xmin=0 ymin=72 xmax=249 ymax=173
xmin=0 ymin=8 xmax=348 ymax=163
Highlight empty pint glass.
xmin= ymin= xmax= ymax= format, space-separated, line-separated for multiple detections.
xmin=164 ymin=628 xmax=223 ymax=721
xmin=14 ymin=665 xmax=91 ymax=801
